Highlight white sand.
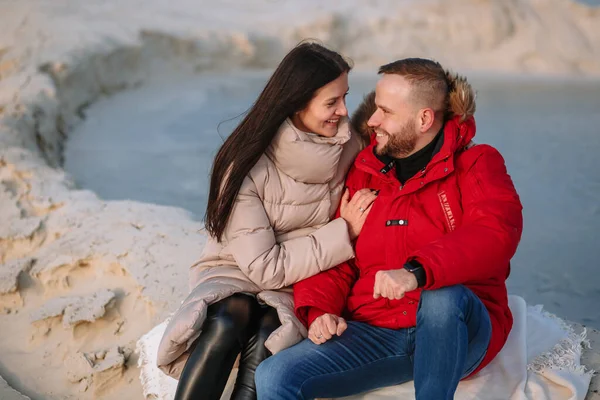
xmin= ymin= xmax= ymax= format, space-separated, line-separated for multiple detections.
xmin=1 ymin=0 xmax=599 ymax=398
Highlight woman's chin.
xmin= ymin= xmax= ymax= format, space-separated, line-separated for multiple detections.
xmin=317 ymin=124 xmax=339 ymax=137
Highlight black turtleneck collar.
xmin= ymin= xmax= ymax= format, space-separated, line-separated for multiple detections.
xmin=375 ymin=128 xmax=444 ymax=184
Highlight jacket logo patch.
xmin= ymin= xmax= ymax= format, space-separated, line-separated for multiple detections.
xmin=385 ymin=219 xmax=408 ymax=226
xmin=438 ymin=190 xmax=456 ymax=231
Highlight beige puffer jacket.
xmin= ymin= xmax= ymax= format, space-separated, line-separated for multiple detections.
xmin=157 ymin=117 xmax=362 ymax=379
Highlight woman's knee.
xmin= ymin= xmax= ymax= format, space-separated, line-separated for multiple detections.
xmin=203 ymin=295 xmax=257 ymax=345
xmin=215 ymin=294 xmax=257 ymax=327
xmin=257 ymin=308 xmax=281 ymax=341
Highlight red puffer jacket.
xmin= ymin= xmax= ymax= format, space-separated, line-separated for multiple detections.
xmin=294 ymin=116 xmax=523 ymax=376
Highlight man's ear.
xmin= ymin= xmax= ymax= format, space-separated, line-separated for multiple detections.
xmin=417 ymin=108 xmax=436 ymax=133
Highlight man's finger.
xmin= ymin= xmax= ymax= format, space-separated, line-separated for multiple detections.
xmin=324 ymin=317 xmax=337 ymax=337
xmin=373 ymin=277 xmax=381 ymax=299
xmin=317 ymin=330 xmax=328 ymax=344
xmin=393 ymin=289 xmax=405 ymax=300
xmin=309 ymin=331 xmax=320 ymax=344
xmin=336 ymin=318 xmax=348 ymax=336
xmin=310 ymin=322 xmax=322 ymax=337
xmin=315 ymin=318 xmax=332 ymax=339
xmin=382 ymin=282 xmax=394 ymax=300
xmin=310 ymin=327 xmax=326 ymax=344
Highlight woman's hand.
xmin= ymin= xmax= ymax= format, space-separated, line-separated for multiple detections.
xmin=308 ymin=313 xmax=348 ymax=344
xmin=340 ymin=188 xmax=377 ymax=240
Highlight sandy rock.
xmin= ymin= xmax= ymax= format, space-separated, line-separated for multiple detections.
xmin=64 ymin=352 xmax=94 ymax=383
xmin=0 ymin=258 xmax=33 ymax=294
xmin=0 ymin=257 xmax=31 ymax=314
xmin=25 ymin=200 xmax=203 ymax=313
xmin=0 ymin=217 xmax=43 ymax=242
xmin=94 ymin=346 xmax=130 ymax=396
xmin=0 ymin=292 xmax=23 ymax=315
xmin=64 ymin=345 xmax=132 ymax=396
xmin=91 ymin=346 xmax=127 ymax=396
xmin=581 ymin=325 xmax=600 ymax=399
xmin=30 ymin=288 xmax=116 ymax=327
xmin=78 ymin=378 xmax=90 ymax=393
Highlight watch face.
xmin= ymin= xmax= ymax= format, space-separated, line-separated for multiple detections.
xmin=404 ymin=264 xmax=418 ymax=272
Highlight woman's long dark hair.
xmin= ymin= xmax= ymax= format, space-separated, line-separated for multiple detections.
xmin=205 ymin=42 xmax=351 ymax=240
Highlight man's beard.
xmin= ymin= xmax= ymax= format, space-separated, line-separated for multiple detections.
xmin=375 ymin=119 xmax=418 ymax=158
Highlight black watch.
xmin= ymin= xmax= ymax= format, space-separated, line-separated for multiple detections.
xmin=403 ymin=261 xmax=426 ymax=288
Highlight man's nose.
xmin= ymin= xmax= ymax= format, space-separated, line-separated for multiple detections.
xmin=367 ymin=110 xmax=380 ymax=127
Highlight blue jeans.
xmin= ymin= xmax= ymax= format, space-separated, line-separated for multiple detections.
xmin=255 ymin=285 xmax=491 ymax=400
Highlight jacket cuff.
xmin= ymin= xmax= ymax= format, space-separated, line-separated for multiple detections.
xmin=311 ymin=218 xmax=355 ymax=270
xmin=404 ymin=260 xmax=427 ymax=288
xmin=410 ymin=255 xmax=436 ymax=289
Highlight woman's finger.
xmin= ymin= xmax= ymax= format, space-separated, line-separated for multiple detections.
xmin=359 ymin=192 xmax=377 ymax=209
xmin=360 ymin=202 xmax=375 ymax=219
xmin=348 ymin=188 xmax=371 ymax=206
xmin=341 ymin=188 xmax=350 ymax=207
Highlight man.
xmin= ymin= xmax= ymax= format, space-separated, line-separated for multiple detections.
xmin=255 ymin=58 xmax=523 ymax=400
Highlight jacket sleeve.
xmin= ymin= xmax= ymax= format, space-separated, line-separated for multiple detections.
xmin=294 ymin=259 xmax=359 ymax=328
xmin=224 ymin=176 xmax=355 ymax=290
xmin=411 ymin=145 xmax=523 ymax=289
xmin=293 ymin=164 xmax=367 ymax=328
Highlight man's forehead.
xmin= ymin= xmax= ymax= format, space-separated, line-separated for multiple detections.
xmin=375 ymin=74 xmax=410 ymax=105
xmin=376 ymin=74 xmax=410 ymax=95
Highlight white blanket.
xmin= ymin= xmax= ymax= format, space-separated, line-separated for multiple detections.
xmin=136 ymin=296 xmax=593 ymax=400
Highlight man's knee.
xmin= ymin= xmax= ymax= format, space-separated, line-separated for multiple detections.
xmin=255 ymin=344 xmax=313 ymax=399
xmin=255 ymin=356 xmax=289 ymax=394
xmin=418 ymin=285 xmax=470 ymax=325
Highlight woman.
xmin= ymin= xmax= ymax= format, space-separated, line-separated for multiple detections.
xmin=156 ymin=42 xmax=376 ymax=400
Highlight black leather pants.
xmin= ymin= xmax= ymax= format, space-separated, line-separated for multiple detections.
xmin=174 ymin=293 xmax=281 ymax=400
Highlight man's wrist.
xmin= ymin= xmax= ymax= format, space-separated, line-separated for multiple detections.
xmin=403 ymin=260 xmax=426 ymax=288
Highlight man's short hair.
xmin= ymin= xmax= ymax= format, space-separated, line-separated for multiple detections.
xmin=378 ymin=58 xmax=449 ymax=120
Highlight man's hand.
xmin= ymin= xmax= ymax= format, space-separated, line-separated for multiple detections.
xmin=308 ymin=313 xmax=348 ymax=345
xmin=340 ymin=188 xmax=378 ymax=240
xmin=373 ymin=269 xmax=418 ymax=300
